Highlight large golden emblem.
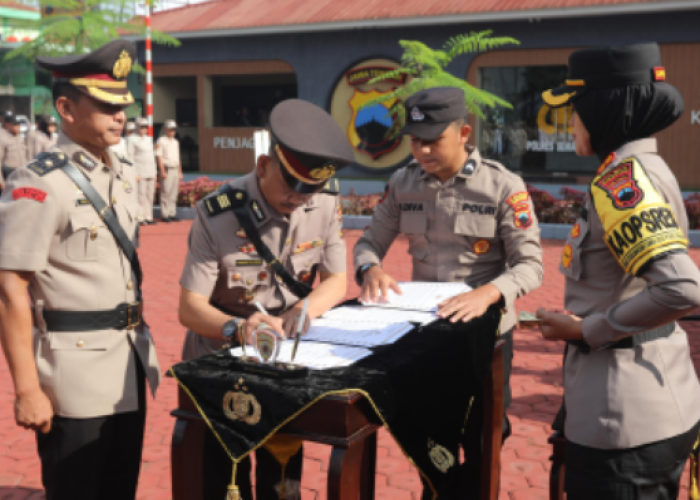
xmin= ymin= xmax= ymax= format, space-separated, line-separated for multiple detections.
xmin=223 ymin=378 xmax=261 ymax=425
xmin=428 ymin=439 xmax=455 ymax=473
xmin=113 ymin=50 xmax=133 ymax=79
xmin=309 ymin=163 xmax=336 ymax=181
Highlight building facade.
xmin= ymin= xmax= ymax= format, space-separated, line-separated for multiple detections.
xmin=141 ymin=1 xmax=700 ymax=188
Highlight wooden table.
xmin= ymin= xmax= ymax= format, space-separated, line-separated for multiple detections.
xmin=171 ymin=341 xmax=505 ymax=500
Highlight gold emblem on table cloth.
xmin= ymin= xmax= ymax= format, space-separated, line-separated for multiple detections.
xmin=113 ymin=50 xmax=133 ymax=79
xmin=223 ymin=378 xmax=261 ymax=425
xmin=428 ymin=439 xmax=455 ymax=473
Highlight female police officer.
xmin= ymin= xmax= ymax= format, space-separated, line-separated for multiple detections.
xmin=537 ymin=43 xmax=700 ymax=499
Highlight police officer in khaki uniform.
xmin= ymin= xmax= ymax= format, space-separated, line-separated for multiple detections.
xmin=128 ymin=117 xmax=158 ymax=225
xmin=537 ymin=43 xmax=700 ymax=500
xmin=155 ymin=119 xmax=181 ymax=222
xmin=33 ymin=115 xmax=58 ymax=156
xmin=354 ymin=87 xmax=543 ymax=499
xmin=178 ymin=99 xmax=353 ymax=500
xmin=0 ymin=40 xmax=161 ymax=500
xmin=0 ymin=113 xmax=29 ymax=185
xmin=26 ymin=114 xmax=40 ymax=159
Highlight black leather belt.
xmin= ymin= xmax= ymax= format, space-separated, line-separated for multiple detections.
xmin=43 ymin=302 xmax=142 ymax=332
xmin=569 ymin=322 xmax=675 ymax=354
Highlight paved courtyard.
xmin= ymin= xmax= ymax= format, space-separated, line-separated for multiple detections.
xmin=1 ymin=223 xmax=699 ymax=500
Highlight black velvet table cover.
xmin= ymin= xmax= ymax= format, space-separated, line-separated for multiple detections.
xmin=169 ymin=304 xmax=501 ymax=497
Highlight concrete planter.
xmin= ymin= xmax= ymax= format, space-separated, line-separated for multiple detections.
xmin=341 ymin=215 xmax=700 ymax=247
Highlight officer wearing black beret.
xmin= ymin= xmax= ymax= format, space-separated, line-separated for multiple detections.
xmin=0 ymin=40 xmax=161 ymax=500
xmin=178 ymin=98 xmax=354 ymax=499
xmin=354 ymin=86 xmax=543 ymax=498
xmin=538 ymin=43 xmax=700 ymax=500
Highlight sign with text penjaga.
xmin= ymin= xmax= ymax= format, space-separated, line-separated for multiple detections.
xmin=214 ymin=137 xmax=255 ymax=149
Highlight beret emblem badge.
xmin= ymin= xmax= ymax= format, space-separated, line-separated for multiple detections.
xmin=411 ymin=106 xmax=425 ymax=122
xmin=113 ymin=50 xmax=133 ymax=79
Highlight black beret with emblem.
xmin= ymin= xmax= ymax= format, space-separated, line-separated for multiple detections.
xmin=270 ymin=99 xmax=355 ymax=194
xmin=35 ymin=39 xmax=136 ymax=107
xmin=401 ymin=87 xmax=467 ymax=141
xmin=543 ymin=43 xmax=668 ymax=108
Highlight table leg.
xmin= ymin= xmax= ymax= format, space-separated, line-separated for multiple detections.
xmin=328 ymin=438 xmax=366 ymax=500
xmin=360 ymin=432 xmax=377 ymax=500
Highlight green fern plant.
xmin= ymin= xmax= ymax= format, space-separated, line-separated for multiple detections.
xmin=4 ymin=0 xmax=180 ymax=70
xmin=363 ymin=30 xmax=519 ymax=139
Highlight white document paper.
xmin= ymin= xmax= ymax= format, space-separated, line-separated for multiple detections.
xmin=304 ymin=319 xmax=414 ymax=347
xmin=321 ymin=305 xmax=438 ymax=326
xmin=230 ymin=340 xmax=371 ymax=370
xmin=360 ymin=281 xmax=472 ymax=311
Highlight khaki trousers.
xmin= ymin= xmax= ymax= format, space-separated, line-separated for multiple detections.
xmin=160 ymin=168 xmax=179 ymax=218
xmin=138 ymin=177 xmax=155 ymax=222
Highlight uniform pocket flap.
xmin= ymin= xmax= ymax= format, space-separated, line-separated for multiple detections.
xmin=399 ymin=212 xmax=428 ymax=234
xmin=69 ymin=210 xmax=105 ymax=231
xmin=49 ymin=331 xmax=112 ymax=351
xmin=454 ymin=213 xmax=496 ymax=238
xmin=227 ymin=265 xmax=272 ymax=288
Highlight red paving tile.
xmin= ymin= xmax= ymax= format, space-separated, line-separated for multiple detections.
xmin=1 ymin=223 xmax=699 ymax=500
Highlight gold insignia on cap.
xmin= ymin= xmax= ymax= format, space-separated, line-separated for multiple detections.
xmin=309 ymin=163 xmax=336 ymax=181
xmin=113 ymin=50 xmax=132 ymax=79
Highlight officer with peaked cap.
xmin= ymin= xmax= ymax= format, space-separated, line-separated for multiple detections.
xmin=354 ymin=87 xmax=543 ymax=499
xmin=128 ymin=117 xmax=158 ymax=224
xmin=178 ymin=98 xmax=353 ymax=500
xmin=537 ymin=43 xmax=700 ymax=500
xmin=155 ymin=119 xmax=181 ymax=221
xmin=0 ymin=40 xmax=160 ymax=500
xmin=0 ymin=112 xmax=29 ymax=185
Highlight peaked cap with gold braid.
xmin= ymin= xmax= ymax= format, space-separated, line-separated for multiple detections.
xmin=542 ymin=43 xmax=668 ymax=108
xmin=269 ymin=99 xmax=355 ymax=194
xmin=36 ymin=40 xmax=136 ymax=107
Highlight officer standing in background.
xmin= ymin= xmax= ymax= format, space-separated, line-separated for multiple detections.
xmin=0 ymin=40 xmax=161 ymax=500
xmin=128 ymin=117 xmax=158 ymax=225
xmin=26 ymin=114 xmax=41 ymax=159
xmin=354 ymin=87 xmax=543 ymax=499
xmin=33 ymin=115 xmax=59 ymax=156
xmin=0 ymin=113 xmax=29 ymax=187
xmin=125 ymin=120 xmax=136 ymax=139
xmin=537 ymin=43 xmax=700 ymax=500
xmin=178 ymin=99 xmax=352 ymax=500
xmin=155 ymin=119 xmax=181 ymax=222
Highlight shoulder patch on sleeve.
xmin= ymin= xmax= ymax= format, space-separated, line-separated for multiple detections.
xmin=12 ymin=187 xmax=47 ymax=203
xmin=203 ymin=186 xmax=247 ymax=217
xmin=26 ymin=152 xmax=68 ymax=176
xmin=506 ymin=191 xmax=533 ymax=229
xmin=591 ymin=156 xmax=687 ymax=275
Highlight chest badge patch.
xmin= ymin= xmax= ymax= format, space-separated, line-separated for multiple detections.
xmin=235 ymin=228 xmax=247 ymax=239
xmin=473 ymin=239 xmax=491 ymax=255
xmin=238 ymin=243 xmax=256 ymax=254
xmin=570 ymin=223 xmax=581 ymax=239
xmin=12 ymin=187 xmax=47 ymax=203
xmin=293 ymin=240 xmax=324 ymax=254
xmin=561 ymin=244 xmax=573 ymax=269
xmin=594 ymin=160 xmax=643 ymax=210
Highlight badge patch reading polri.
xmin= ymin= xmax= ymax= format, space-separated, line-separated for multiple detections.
xmin=591 ymin=156 xmax=687 ymax=275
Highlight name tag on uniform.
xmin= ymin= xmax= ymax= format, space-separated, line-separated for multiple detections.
xmin=462 ymin=203 xmax=496 ymax=215
xmin=236 ymin=259 xmax=264 ymax=267
xmin=399 ymin=202 xmax=424 ymax=212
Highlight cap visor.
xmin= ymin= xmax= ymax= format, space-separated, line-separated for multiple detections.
xmin=401 ymin=121 xmax=450 ymax=141
xmin=542 ymin=86 xmax=577 ymax=108
xmin=279 ymin=165 xmax=326 ymax=194
xmin=77 ymin=85 xmax=134 ymax=107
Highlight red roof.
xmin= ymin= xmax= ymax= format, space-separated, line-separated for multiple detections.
xmin=150 ymin=0 xmax=681 ymax=34
xmin=0 ymin=2 xmax=39 ymax=12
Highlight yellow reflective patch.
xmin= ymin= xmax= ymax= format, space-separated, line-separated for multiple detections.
xmin=591 ymin=156 xmax=687 ymax=275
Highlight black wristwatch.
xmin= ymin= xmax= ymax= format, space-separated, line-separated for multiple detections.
xmin=356 ymin=263 xmax=378 ymax=285
xmin=222 ymin=317 xmax=245 ymax=342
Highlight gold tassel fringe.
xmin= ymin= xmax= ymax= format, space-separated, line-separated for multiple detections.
xmin=226 ymin=461 xmax=240 ymax=500
xmin=690 ymin=433 xmax=700 ymax=500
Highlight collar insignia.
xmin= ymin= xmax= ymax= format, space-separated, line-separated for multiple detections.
xmin=73 ymin=152 xmax=97 ymax=171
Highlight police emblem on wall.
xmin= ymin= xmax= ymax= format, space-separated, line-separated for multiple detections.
xmin=329 ymin=58 xmax=413 ymax=173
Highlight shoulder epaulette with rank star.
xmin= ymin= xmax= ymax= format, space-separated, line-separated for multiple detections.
xmin=116 ymin=155 xmax=133 ymax=166
xmin=27 ymin=151 xmax=68 ymax=176
xmin=322 ymin=178 xmax=340 ymax=195
xmin=204 ymin=186 xmax=247 ymax=217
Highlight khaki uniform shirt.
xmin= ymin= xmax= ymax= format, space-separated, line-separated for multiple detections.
xmin=33 ymin=132 xmax=57 ymax=157
xmin=561 ymin=139 xmax=700 ymax=449
xmin=180 ymin=172 xmax=346 ymax=360
xmin=354 ymin=146 xmax=543 ymax=333
xmin=0 ymin=131 xmax=29 ymax=179
xmin=127 ymin=135 xmax=157 ymax=179
xmin=155 ymin=136 xmax=180 ymax=169
xmin=0 ymin=131 xmax=161 ymax=418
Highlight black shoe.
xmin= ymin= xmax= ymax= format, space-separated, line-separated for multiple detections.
xmin=147 ymin=220 xmax=156 ymax=225
xmin=170 ymin=217 xmax=180 ymax=222
xmin=161 ymin=217 xmax=171 ymax=223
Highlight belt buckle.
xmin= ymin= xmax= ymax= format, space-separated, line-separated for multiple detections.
xmin=127 ymin=302 xmax=141 ymax=330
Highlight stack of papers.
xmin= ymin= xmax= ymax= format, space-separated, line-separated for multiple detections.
xmin=320 ymin=305 xmax=438 ymax=326
xmin=360 ymin=282 xmax=472 ymax=311
xmin=304 ymin=319 xmax=414 ymax=347
xmin=230 ymin=340 xmax=371 ymax=369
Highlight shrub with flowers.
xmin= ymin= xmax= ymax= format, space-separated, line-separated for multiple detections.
xmin=685 ymin=193 xmax=700 ymax=230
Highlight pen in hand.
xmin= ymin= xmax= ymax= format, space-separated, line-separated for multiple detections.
xmin=291 ymin=298 xmax=309 ymax=363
